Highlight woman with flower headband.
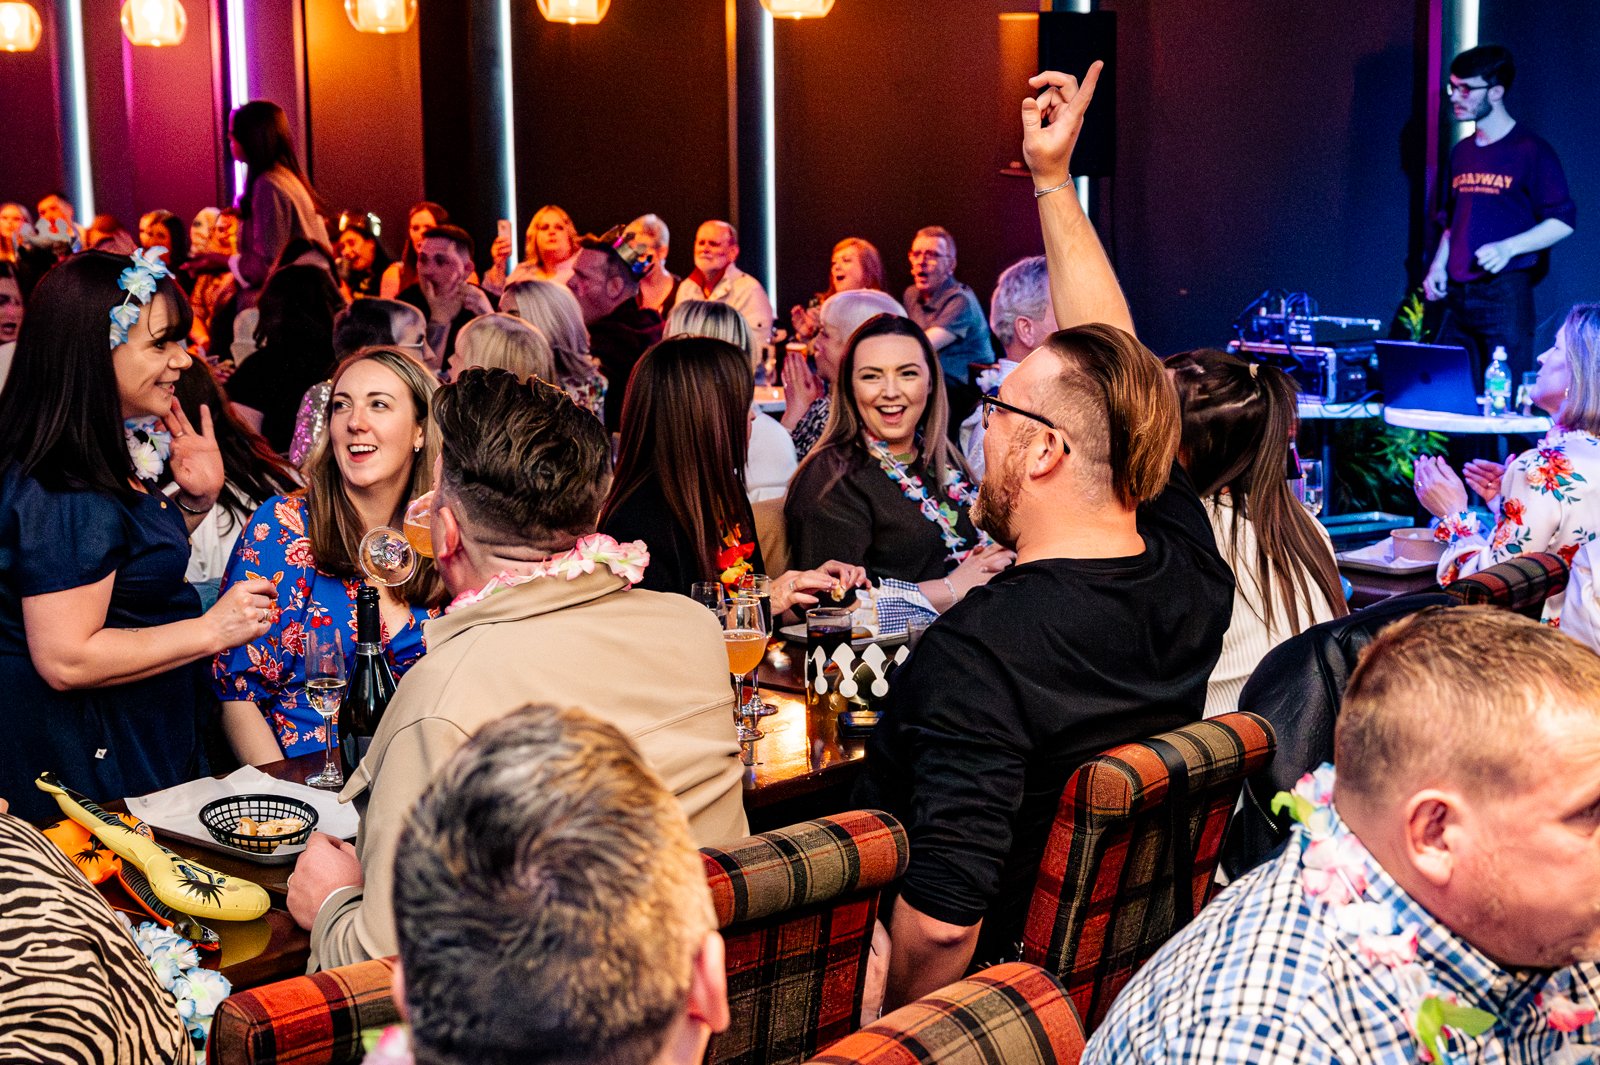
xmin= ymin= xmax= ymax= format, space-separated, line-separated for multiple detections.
xmin=786 ymin=314 xmax=1013 ymax=612
xmin=1415 ymin=302 xmax=1600 ymax=624
xmin=213 ymin=346 xmax=447 ymax=765
xmin=0 ymin=250 xmax=278 ymax=822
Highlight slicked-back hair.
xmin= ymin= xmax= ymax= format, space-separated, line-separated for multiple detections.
xmin=1036 ymin=324 xmax=1179 ymax=509
xmin=0 ymin=250 xmax=192 ymax=499
xmin=395 ymin=704 xmax=713 ymax=1065
xmin=1336 ymin=607 xmax=1600 ymax=808
xmin=433 ymin=368 xmax=612 ymax=552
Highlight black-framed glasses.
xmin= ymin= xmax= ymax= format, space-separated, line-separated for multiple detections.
xmin=979 ymin=394 xmax=1064 ymax=444
xmin=1446 ymin=79 xmax=1491 ymax=98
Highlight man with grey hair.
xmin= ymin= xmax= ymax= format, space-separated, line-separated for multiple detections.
xmin=391 ymin=704 xmax=730 ymax=1065
xmin=677 ymin=220 xmax=775 ymax=360
xmin=904 ymin=225 xmax=992 ymax=387
xmin=781 ymin=288 xmax=908 ymax=458
xmin=959 ymin=254 xmax=1058 ymax=479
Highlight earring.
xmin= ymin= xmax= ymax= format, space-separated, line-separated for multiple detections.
xmin=413 ymin=444 xmax=422 ymax=454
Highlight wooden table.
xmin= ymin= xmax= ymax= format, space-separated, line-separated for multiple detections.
xmin=1339 ymin=563 xmax=1441 ymax=610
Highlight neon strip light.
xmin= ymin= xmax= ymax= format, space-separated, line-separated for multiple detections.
xmin=1453 ymin=0 xmax=1480 ymax=142
xmin=760 ymin=7 xmax=776 ymax=306
xmin=63 ymin=0 xmax=94 ymax=218
xmin=498 ymin=0 xmax=518 ymax=267
xmin=226 ymin=0 xmax=250 ymax=197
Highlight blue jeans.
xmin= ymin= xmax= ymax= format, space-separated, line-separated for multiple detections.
xmin=1438 ymin=270 xmax=1536 ymax=383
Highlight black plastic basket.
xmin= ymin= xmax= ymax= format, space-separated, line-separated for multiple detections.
xmin=199 ymin=794 xmax=318 ymax=854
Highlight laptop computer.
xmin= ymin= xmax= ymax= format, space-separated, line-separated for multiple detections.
xmin=1375 ymin=341 xmax=1480 ymax=415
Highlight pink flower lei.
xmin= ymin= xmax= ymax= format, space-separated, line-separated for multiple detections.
xmin=445 ymin=534 xmax=650 ymax=613
xmin=1274 ymin=765 xmax=1600 ymax=1061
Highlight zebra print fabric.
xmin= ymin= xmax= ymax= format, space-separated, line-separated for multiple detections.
xmin=0 ymin=812 xmax=187 ymax=1063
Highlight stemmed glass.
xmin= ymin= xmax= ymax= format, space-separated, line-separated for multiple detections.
xmin=723 ymin=594 xmax=768 ymax=743
xmin=690 ymin=581 xmax=726 ymax=617
xmin=402 ymin=492 xmax=436 ymax=559
xmin=736 ymin=573 xmax=779 ymax=717
xmin=358 ymin=526 xmax=419 ymax=587
xmin=304 ymin=628 xmax=347 ymax=789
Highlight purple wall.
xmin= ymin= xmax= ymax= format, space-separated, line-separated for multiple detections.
xmin=0 ymin=0 xmax=67 ymax=210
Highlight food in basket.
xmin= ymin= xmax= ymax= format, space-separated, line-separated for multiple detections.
xmin=234 ymin=815 xmax=307 ymax=838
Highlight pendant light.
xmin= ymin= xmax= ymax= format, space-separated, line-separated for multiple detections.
xmin=120 ymin=0 xmax=187 ymax=46
xmin=536 ymin=0 xmax=608 ymax=25
xmin=0 ymin=1 xmax=42 ymax=51
xmin=345 ymin=0 xmax=415 ymax=33
xmin=760 ymin=0 xmax=833 ymax=17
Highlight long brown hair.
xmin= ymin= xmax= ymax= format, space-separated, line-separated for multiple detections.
xmin=794 ymin=313 xmax=969 ymax=496
xmin=303 ymin=346 xmax=444 ymax=607
xmin=1167 ymin=349 xmax=1347 ymax=632
xmin=599 ymin=336 xmax=752 ymax=583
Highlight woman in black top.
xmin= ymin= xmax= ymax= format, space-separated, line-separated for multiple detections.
xmin=226 ymin=264 xmax=345 ymax=453
xmin=0 ymin=251 xmax=276 ymax=820
xmin=786 ymin=314 xmax=1011 ymax=611
xmin=599 ymin=336 xmax=862 ymax=610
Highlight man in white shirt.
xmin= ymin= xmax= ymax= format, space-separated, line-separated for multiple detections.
xmin=960 ymin=255 xmax=1057 ymax=479
xmin=676 ymin=220 xmax=775 ymax=358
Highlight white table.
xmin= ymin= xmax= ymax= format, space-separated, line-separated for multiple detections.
xmin=1298 ymin=399 xmax=1382 ymax=421
xmin=1383 ymin=407 xmax=1552 ymax=435
xmin=753 ymin=385 xmax=786 ymax=415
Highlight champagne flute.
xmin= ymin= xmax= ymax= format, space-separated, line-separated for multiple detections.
xmin=724 ymin=594 xmax=768 ymax=743
xmin=304 ymin=628 xmax=348 ymax=789
xmin=1297 ymin=459 xmax=1325 ymax=517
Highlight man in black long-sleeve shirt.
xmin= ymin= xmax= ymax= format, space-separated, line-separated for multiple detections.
xmin=856 ymin=61 xmax=1233 ymax=1012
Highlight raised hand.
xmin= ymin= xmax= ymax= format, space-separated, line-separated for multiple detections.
xmin=1022 ymin=61 xmax=1105 ymax=189
xmin=1463 ymin=457 xmax=1508 ymax=504
xmin=164 ymin=398 xmax=223 ymax=510
xmin=781 ymin=350 xmax=825 ymax=430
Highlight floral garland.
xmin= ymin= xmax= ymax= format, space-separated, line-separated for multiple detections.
xmin=1275 ymin=765 xmax=1594 ymax=1062
xmin=126 ymin=416 xmax=172 ymax=482
xmin=865 ymin=437 xmax=991 ymax=563
xmin=117 ymin=913 xmax=231 ymax=1059
xmin=446 ymin=534 xmax=650 ymax=613
xmin=109 ymin=247 xmax=173 ymax=349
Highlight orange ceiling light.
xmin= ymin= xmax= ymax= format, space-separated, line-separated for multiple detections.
xmin=345 ymin=0 xmax=416 ymax=33
xmin=120 ymin=0 xmax=187 ymax=46
xmin=760 ymin=0 xmax=833 ymax=17
xmin=537 ymin=0 xmax=608 ymax=24
xmin=0 ymin=1 xmax=42 ymax=51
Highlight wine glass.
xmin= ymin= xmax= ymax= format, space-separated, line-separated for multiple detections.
xmin=724 ymin=594 xmax=768 ymax=743
xmin=358 ymin=527 xmax=418 ymax=587
xmin=690 ymin=581 xmax=726 ymax=618
xmin=304 ymin=628 xmax=347 ymax=789
xmin=1296 ymin=459 xmax=1325 ymax=517
xmin=402 ymin=491 xmax=436 ymax=559
xmin=736 ymin=573 xmax=777 ymax=717
xmin=1517 ymin=372 xmax=1538 ymax=417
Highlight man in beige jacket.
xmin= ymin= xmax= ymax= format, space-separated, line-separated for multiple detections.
xmin=288 ymin=369 xmax=748 ymax=970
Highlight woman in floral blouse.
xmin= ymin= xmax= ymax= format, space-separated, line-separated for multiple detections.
xmin=1415 ymin=303 xmax=1600 ymax=623
xmin=213 ymin=347 xmax=446 ymax=762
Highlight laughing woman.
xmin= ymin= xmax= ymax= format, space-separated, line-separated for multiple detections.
xmin=213 ymin=347 xmax=446 ymax=765
xmin=0 ymin=251 xmax=277 ymax=821
xmin=786 ymin=313 xmax=1012 ymax=611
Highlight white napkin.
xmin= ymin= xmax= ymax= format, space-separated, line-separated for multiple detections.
xmin=127 ymin=766 xmax=358 ymax=851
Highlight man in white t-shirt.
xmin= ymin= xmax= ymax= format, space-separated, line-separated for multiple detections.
xmin=676 ymin=221 xmax=775 ymax=359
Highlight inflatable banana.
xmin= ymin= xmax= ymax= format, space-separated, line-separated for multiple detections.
xmin=36 ymin=773 xmax=270 ymax=923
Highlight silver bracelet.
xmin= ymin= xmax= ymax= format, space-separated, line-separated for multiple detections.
xmin=1034 ymin=176 xmax=1075 ymax=199
xmin=174 ymin=494 xmax=212 ymax=516
xmin=942 ymin=577 xmax=958 ymax=609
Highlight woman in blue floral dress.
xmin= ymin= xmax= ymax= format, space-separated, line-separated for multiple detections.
xmin=1416 ymin=304 xmax=1600 ymax=624
xmin=214 ymin=347 xmax=446 ymax=762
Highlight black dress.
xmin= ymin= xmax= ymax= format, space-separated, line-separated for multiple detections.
xmin=0 ymin=467 xmax=205 ymax=822
xmin=786 ymin=446 xmax=978 ymax=584
xmin=601 ymin=475 xmax=764 ymax=597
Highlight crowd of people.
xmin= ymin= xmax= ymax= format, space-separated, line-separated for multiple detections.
xmin=2 ymin=45 xmax=1600 ymax=1065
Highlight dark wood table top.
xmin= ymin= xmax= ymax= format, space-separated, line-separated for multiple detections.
xmin=1339 ymin=561 xmax=1441 ymax=610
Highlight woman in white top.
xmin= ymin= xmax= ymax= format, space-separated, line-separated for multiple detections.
xmin=1416 ymin=303 xmax=1600 ymax=623
xmin=1168 ymin=350 xmax=1347 ymax=717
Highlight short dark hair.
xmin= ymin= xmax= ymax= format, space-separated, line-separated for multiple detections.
xmin=1451 ymin=44 xmax=1514 ymax=90
xmin=433 ymin=368 xmax=612 ymax=551
xmin=422 ymin=224 xmax=474 ymax=262
xmin=576 ymin=234 xmax=639 ymax=295
xmin=332 ymin=298 xmax=420 ymax=358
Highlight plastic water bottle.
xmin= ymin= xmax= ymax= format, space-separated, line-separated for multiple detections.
xmin=1484 ymin=346 xmax=1511 ymax=416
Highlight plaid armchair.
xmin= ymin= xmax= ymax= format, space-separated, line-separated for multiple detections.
xmin=1443 ymin=551 xmax=1568 ymax=618
xmin=705 ymin=810 xmax=910 ymax=1065
xmin=1021 ymin=713 xmax=1273 ymax=1032
xmin=207 ymin=811 xmax=907 ymax=1065
xmin=804 ymin=963 xmax=1084 ymax=1065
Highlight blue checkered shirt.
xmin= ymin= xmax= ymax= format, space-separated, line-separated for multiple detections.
xmin=1085 ymin=807 xmax=1600 ymax=1064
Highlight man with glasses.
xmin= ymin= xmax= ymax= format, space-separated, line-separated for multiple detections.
xmin=905 ymin=226 xmax=993 ymax=389
xmin=857 ymin=62 xmax=1233 ymax=1014
xmin=1424 ymin=45 xmax=1574 ymax=382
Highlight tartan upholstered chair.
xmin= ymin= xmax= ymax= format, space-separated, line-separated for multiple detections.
xmin=1442 ymin=551 xmax=1568 ymax=618
xmin=803 ymin=963 xmax=1085 ymax=1065
xmin=705 ymin=810 xmax=910 ymax=1065
xmin=206 ymin=956 xmax=397 ymax=1065
xmin=1020 ymin=712 xmax=1274 ymax=1033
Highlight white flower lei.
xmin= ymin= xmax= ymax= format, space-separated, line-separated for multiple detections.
xmin=109 ymin=246 xmax=174 ymax=349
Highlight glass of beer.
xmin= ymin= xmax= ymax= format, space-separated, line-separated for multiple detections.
xmin=804 ymin=607 xmax=853 ymax=765
xmin=402 ymin=491 xmax=436 ymax=559
xmin=724 ymin=594 xmax=768 ymax=742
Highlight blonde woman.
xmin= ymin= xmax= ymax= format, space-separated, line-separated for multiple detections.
xmin=447 ymin=312 xmax=556 ymax=383
xmin=500 ymin=278 xmax=606 ymax=418
xmin=213 ymin=347 xmax=446 ymax=764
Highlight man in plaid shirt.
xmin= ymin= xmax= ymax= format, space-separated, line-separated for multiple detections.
xmin=1086 ymin=607 xmax=1600 ymax=1063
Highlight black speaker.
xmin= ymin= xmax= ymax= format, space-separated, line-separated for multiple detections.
xmin=1037 ymin=11 xmax=1116 ymax=178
